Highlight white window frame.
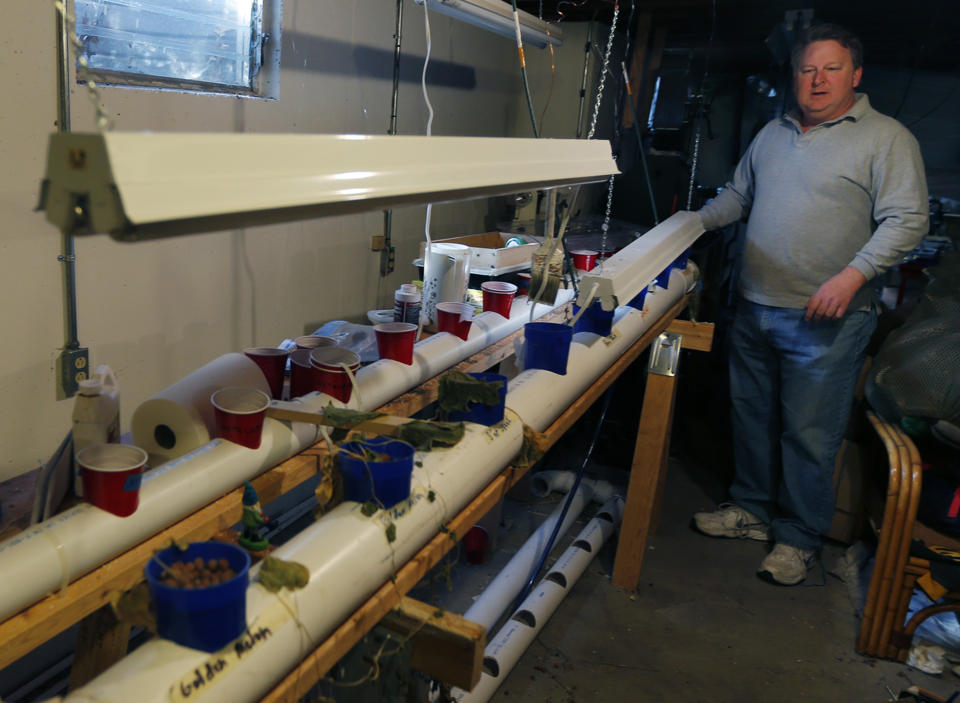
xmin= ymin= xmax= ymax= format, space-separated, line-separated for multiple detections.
xmin=73 ymin=0 xmax=282 ymax=100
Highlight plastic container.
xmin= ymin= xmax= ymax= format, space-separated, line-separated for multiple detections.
xmin=77 ymin=444 xmax=148 ymax=517
xmin=572 ymin=301 xmax=615 ymax=336
xmin=243 ymin=347 xmax=290 ymax=400
xmin=310 ymin=348 xmax=361 ymax=403
xmin=655 ymin=264 xmax=673 ymax=289
xmin=445 ymin=372 xmax=507 ymax=426
xmin=393 ymin=286 xmax=421 ymax=325
xmin=145 ymin=541 xmax=250 ymax=653
xmin=627 ymin=285 xmax=650 ymax=310
xmin=72 ymin=365 xmax=120 ymax=497
xmin=672 ymin=247 xmax=691 ymax=271
xmin=338 ymin=437 xmax=416 ymax=508
xmin=524 ymin=322 xmax=573 ymax=375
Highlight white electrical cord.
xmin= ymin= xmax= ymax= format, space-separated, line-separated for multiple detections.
xmin=417 ymin=0 xmax=436 ymax=343
xmin=567 ymin=282 xmax=599 ymax=327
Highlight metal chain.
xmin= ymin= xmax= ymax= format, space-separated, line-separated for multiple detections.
xmin=599 ymin=174 xmax=615 ymax=270
xmin=54 ymin=0 xmax=112 ymax=131
xmin=586 ymin=2 xmax=619 ymax=140
xmin=686 ymin=116 xmax=703 ymax=210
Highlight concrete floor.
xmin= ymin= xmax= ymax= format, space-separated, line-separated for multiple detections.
xmin=423 ymin=455 xmax=956 ymax=703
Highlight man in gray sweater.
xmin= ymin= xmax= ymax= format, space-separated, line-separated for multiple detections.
xmin=693 ymin=23 xmax=928 ymax=585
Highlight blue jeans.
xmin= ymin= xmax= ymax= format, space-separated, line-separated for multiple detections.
xmin=728 ymin=299 xmax=876 ymax=550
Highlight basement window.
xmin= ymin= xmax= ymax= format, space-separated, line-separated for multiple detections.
xmin=74 ymin=0 xmax=281 ymax=99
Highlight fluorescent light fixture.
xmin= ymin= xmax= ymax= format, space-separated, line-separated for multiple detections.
xmin=577 ymin=211 xmax=705 ymax=310
xmin=38 ymin=132 xmax=617 ymax=241
xmin=414 ymin=0 xmax=561 ymax=48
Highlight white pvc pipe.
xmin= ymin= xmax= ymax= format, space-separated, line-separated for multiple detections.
xmin=463 ymin=484 xmax=591 ymax=632
xmin=0 ymin=293 xmax=572 ymax=622
xmin=64 ymin=414 xmax=525 ymax=703
xmin=507 ymin=266 xmax=694 ymax=431
xmin=451 ymin=497 xmax=624 ymax=703
xmin=529 ymin=470 xmax=616 ymax=503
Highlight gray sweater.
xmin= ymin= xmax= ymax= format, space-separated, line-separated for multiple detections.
xmin=698 ymin=94 xmax=929 ymax=311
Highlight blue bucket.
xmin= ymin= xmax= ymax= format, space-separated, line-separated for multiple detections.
xmin=524 ymin=322 xmax=573 ymax=375
xmin=628 ymin=286 xmax=649 ymax=310
xmin=145 ymin=541 xmax=250 ymax=653
xmin=572 ymin=301 xmax=614 ymax=336
xmin=339 ymin=437 xmax=416 ymax=508
xmin=672 ymin=247 xmax=691 ymax=270
xmin=446 ymin=372 xmax=507 ymax=426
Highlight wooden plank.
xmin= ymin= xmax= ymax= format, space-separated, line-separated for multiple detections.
xmin=0 ymin=452 xmax=320 ymax=671
xmin=665 ymin=319 xmax=714 ymax=352
xmin=380 ymin=596 xmax=486 ymax=691
xmin=67 ymin=605 xmax=130 ymax=691
xmin=261 ymin=462 xmax=530 ymax=703
xmin=378 ymin=304 xmax=571 ymax=418
xmin=611 ymin=371 xmax=679 ymax=590
xmin=529 ymin=296 xmax=689 ymax=454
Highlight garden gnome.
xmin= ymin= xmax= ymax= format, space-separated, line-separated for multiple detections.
xmin=239 ymin=481 xmax=269 ymax=551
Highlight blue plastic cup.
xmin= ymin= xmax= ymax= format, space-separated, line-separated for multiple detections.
xmin=627 ymin=286 xmax=649 ymax=310
xmin=145 ymin=541 xmax=251 ymax=653
xmin=338 ymin=437 xmax=416 ymax=508
xmin=672 ymin=247 xmax=691 ymax=270
xmin=655 ymin=265 xmax=673 ymax=289
xmin=572 ymin=301 xmax=614 ymax=336
xmin=524 ymin=322 xmax=574 ymax=375
xmin=446 ymin=372 xmax=507 ymax=426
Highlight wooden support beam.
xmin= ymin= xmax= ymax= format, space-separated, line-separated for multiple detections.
xmin=266 ymin=408 xmax=414 ymax=436
xmin=611 ymin=370 xmax=679 ymax=591
xmin=380 ymin=597 xmax=486 ymax=691
xmin=665 ymin=319 xmax=714 ymax=352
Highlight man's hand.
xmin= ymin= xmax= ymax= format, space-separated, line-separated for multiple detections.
xmin=804 ymin=266 xmax=867 ymax=322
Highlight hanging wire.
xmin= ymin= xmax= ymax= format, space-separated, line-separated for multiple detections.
xmin=418 ymin=0 xmax=435 ymax=344
xmin=510 ymin=0 xmax=540 ymax=138
xmin=53 ymin=0 xmax=112 ymax=131
xmin=537 ymin=30 xmax=557 ymax=135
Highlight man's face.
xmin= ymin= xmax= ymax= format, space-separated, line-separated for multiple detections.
xmin=793 ymin=40 xmax=862 ymax=126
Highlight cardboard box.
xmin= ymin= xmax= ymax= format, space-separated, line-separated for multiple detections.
xmin=419 ymin=232 xmax=538 ymax=275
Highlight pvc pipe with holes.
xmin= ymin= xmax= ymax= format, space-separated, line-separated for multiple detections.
xmin=451 ymin=497 xmax=624 ymax=702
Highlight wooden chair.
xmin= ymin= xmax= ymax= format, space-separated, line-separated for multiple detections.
xmin=857 ymin=411 xmax=960 ymax=661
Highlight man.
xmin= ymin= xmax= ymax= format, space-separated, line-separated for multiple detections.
xmin=693 ymin=23 xmax=928 ymax=585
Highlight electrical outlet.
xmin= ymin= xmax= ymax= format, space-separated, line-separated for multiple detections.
xmin=58 ymin=347 xmax=89 ymax=399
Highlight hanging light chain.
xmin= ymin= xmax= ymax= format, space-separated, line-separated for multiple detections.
xmin=54 ymin=0 xmax=112 ymax=131
xmin=586 ymin=2 xmax=619 ymax=140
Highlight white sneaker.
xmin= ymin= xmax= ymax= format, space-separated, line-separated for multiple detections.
xmin=692 ymin=502 xmax=770 ymax=541
xmin=758 ymin=543 xmax=816 ymax=586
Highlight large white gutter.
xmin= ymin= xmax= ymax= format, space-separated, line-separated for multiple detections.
xmin=451 ymin=497 xmax=625 ymax=702
xmin=57 ymin=266 xmax=692 ymax=703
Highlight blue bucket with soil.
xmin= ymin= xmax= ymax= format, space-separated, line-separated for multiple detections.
xmin=145 ymin=541 xmax=250 ymax=653
xmin=339 ymin=437 xmax=416 ymax=508
xmin=524 ymin=322 xmax=573 ymax=375
xmin=572 ymin=301 xmax=614 ymax=336
xmin=445 ymin=372 xmax=507 ymax=426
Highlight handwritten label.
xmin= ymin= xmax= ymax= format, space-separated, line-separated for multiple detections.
xmin=483 ymin=416 xmax=513 ymax=442
xmin=170 ymin=600 xmax=291 ymax=703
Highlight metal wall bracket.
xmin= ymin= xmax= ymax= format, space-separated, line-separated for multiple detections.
xmin=647 ymin=332 xmax=682 ymax=377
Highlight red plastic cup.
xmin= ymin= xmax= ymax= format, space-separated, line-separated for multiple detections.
xmin=295 ymin=335 xmax=337 ymax=350
xmin=464 ymin=525 xmax=489 ymax=564
xmin=210 ymin=387 xmax=270 ymax=449
xmin=374 ymin=322 xmax=417 ymax=365
xmin=570 ymin=249 xmax=598 ymax=271
xmin=309 ymin=348 xmax=361 ymax=402
xmin=289 ymin=349 xmax=315 ymax=398
xmin=244 ymin=347 xmax=290 ymax=400
xmin=436 ymin=302 xmax=474 ymax=341
xmin=516 ymin=272 xmax=532 ymax=296
xmin=481 ymin=281 xmax=517 ymax=318
xmin=77 ymin=444 xmax=148 ymax=518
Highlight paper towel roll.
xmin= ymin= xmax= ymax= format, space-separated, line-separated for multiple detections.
xmin=423 ymin=242 xmax=471 ymax=325
xmin=131 ymin=353 xmax=270 ymax=461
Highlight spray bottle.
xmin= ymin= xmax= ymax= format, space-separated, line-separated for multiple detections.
xmin=71 ymin=365 xmax=120 ymax=496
